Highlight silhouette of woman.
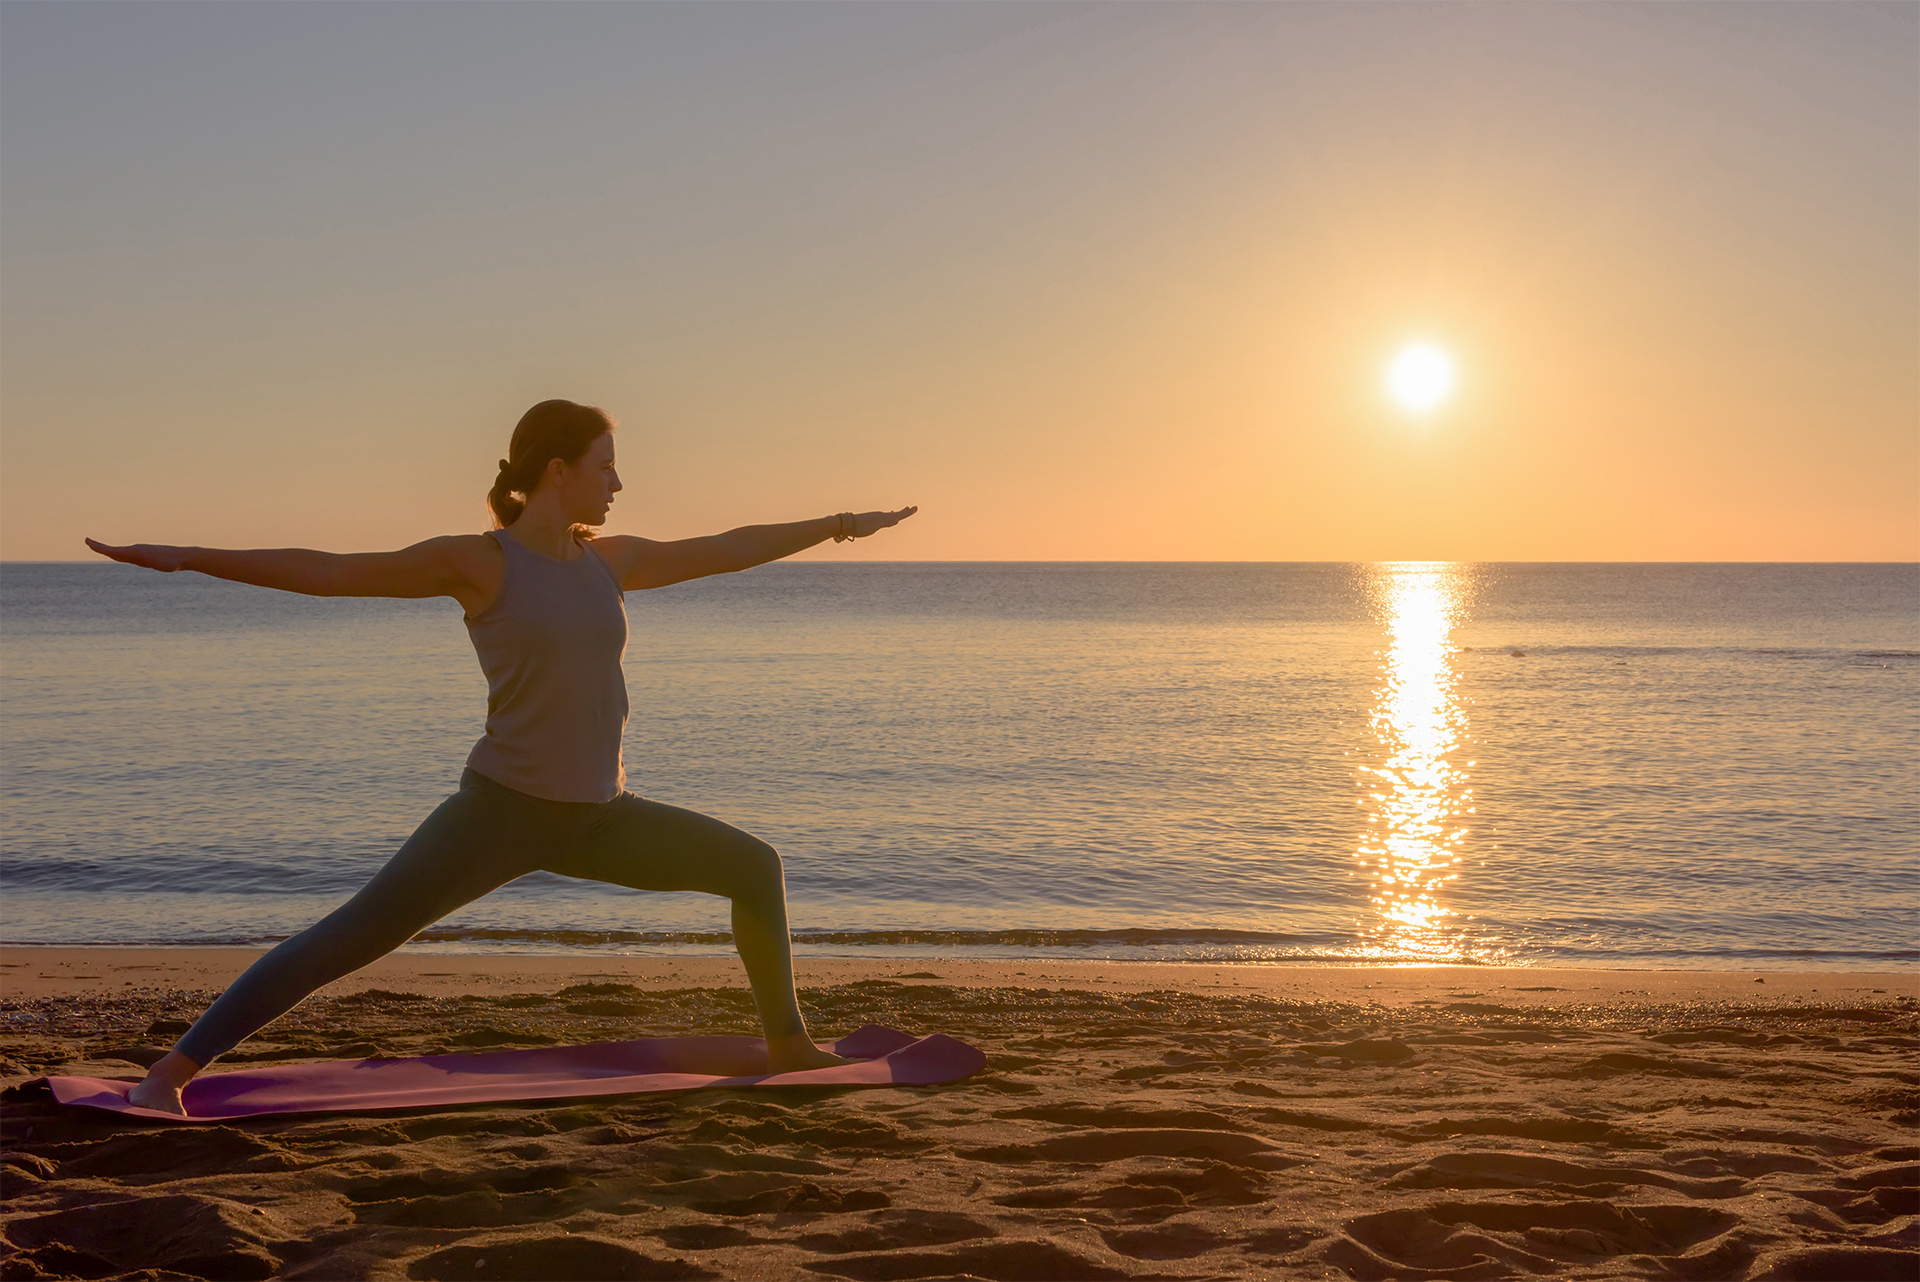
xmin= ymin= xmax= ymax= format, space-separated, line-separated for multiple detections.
xmin=86 ymin=399 xmax=917 ymax=1114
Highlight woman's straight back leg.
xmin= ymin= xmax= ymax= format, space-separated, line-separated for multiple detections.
xmin=170 ymin=772 xmax=559 ymax=1068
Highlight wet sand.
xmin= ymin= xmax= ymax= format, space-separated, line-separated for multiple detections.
xmin=2 ymin=948 xmax=1915 ymax=1280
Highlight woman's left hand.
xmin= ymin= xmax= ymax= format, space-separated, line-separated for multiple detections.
xmin=851 ymin=507 xmax=919 ymax=538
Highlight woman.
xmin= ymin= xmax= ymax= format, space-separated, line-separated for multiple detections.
xmin=86 ymin=399 xmax=917 ymax=1115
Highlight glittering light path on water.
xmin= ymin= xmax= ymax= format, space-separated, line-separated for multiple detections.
xmin=1358 ymin=563 xmax=1475 ymax=959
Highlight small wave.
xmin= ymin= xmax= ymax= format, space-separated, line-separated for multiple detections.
xmin=2 ymin=925 xmax=1911 ymax=969
xmin=0 ymin=924 xmax=1483 ymax=965
xmin=1457 ymin=645 xmax=1902 ymax=661
xmin=406 ymin=925 xmax=1349 ymax=950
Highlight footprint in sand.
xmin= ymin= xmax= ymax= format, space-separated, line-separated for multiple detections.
xmin=408 ymin=1236 xmax=715 ymax=1281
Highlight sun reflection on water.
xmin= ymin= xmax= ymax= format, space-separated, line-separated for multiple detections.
xmin=1357 ymin=563 xmax=1474 ymax=959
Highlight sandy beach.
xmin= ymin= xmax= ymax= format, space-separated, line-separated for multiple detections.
xmin=1 ymin=948 xmax=1914 ymax=1280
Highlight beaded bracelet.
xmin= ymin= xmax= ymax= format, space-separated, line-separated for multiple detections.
xmin=833 ymin=512 xmax=855 ymax=543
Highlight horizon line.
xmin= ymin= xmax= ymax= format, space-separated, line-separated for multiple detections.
xmin=5 ymin=558 xmax=1916 ymax=567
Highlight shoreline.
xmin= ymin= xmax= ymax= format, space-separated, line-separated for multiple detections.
xmin=4 ymin=944 xmax=1914 ymax=1008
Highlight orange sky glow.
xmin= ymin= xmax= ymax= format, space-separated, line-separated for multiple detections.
xmin=3 ymin=4 xmax=1914 ymax=562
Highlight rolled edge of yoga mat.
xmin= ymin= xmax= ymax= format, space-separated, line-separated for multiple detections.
xmin=43 ymin=1024 xmax=988 ymax=1123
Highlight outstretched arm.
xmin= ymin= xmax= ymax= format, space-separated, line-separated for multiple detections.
xmin=84 ymin=535 xmax=498 ymax=609
xmin=597 ymin=507 xmax=917 ymax=591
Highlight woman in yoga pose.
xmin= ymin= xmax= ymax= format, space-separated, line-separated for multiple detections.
xmin=87 ymin=399 xmax=916 ymax=1115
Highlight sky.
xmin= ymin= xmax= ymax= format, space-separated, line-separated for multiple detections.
xmin=2 ymin=2 xmax=1914 ymax=562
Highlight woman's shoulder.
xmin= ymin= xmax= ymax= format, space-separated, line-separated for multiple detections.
xmin=429 ymin=531 xmax=507 ymax=575
xmin=438 ymin=530 xmax=506 ymax=553
xmin=583 ymin=532 xmax=638 ymax=554
xmin=582 ymin=533 xmax=640 ymax=584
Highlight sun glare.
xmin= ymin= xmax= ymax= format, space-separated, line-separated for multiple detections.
xmin=1386 ymin=342 xmax=1456 ymax=414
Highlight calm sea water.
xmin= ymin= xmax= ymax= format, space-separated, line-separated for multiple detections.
xmin=2 ymin=562 xmax=1914 ymax=969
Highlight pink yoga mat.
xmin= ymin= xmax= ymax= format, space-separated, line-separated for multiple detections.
xmin=46 ymin=1024 xmax=984 ymax=1123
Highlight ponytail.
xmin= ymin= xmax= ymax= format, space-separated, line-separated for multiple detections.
xmin=487 ymin=400 xmax=615 ymax=529
xmin=487 ymin=458 xmax=530 ymax=528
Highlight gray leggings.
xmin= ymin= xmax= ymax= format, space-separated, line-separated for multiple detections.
xmin=175 ymin=769 xmax=805 ymax=1066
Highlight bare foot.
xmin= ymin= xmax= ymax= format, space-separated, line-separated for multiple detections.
xmin=765 ymin=1032 xmax=853 ymax=1074
xmin=126 ymin=1049 xmax=198 ymax=1116
xmin=127 ymin=1076 xmax=186 ymax=1115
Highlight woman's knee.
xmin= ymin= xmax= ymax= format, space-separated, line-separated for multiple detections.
xmin=724 ymin=835 xmax=786 ymax=901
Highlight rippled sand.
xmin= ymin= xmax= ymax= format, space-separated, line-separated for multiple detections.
xmin=1 ymin=958 xmax=1915 ymax=1280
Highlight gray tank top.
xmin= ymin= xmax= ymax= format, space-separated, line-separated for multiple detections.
xmin=464 ymin=529 xmax=629 ymax=803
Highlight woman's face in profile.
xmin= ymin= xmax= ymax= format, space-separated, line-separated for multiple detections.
xmin=556 ymin=432 xmax=622 ymax=525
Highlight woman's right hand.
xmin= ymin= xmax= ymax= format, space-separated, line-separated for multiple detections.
xmin=85 ymin=538 xmax=190 ymax=572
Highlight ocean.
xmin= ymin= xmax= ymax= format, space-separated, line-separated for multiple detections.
xmin=1 ymin=562 xmax=1914 ymax=969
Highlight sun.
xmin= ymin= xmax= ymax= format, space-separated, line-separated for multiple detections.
xmin=1385 ymin=342 xmax=1456 ymax=415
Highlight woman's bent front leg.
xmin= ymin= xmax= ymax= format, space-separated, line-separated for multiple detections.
xmin=561 ymin=795 xmax=849 ymax=1073
xmin=130 ymin=777 xmax=543 ymax=1113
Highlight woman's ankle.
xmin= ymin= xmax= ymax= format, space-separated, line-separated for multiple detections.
xmin=148 ymin=1049 xmax=202 ymax=1088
